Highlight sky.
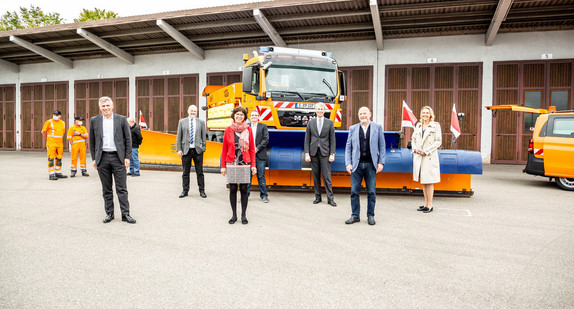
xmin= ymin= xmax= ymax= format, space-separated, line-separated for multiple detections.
xmin=1 ymin=0 xmax=260 ymax=23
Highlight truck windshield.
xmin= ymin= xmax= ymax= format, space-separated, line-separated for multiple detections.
xmin=265 ymin=65 xmax=337 ymax=99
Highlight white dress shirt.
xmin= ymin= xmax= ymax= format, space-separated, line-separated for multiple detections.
xmin=102 ymin=114 xmax=116 ymax=151
xmin=361 ymin=122 xmax=370 ymax=138
xmin=251 ymin=122 xmax=258 ymax=143
xmin=189 ymin=117 xmax=196 ymax=149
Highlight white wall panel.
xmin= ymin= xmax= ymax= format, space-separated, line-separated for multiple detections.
xmin=1 ymin=30 xmax=573 ymax=159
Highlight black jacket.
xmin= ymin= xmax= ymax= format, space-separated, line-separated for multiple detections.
xmin=130 ymin=124 xmax=143 ymax=148
xmin=89 ymin=114 xmax=132 ymax=166
xmin=252 ymin=122 xmax=269 ymax=160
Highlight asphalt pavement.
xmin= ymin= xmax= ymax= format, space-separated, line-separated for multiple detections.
xmin=0 ymin=151 xmax=573 ymax=308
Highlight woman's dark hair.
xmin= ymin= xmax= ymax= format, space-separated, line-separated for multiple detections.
xmin=231 ymin=107 xmax=248 ymax=122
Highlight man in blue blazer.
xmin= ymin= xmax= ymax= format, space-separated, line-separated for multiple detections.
xmin=344 ymin=107 xmax=385 ymax=225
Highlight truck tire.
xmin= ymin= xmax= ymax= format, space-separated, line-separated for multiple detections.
xmin=555 ymin=177 xmax=574 ymax=191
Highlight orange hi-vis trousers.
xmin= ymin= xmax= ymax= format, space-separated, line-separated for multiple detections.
xmin=70 ymin=141 xmax=87 ymax=172
xmin=47 ymin=145 xmax=64 ymax=175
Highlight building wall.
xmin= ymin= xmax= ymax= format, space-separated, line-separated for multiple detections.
xmin=1 ymin=30 xmax=573 ymax=162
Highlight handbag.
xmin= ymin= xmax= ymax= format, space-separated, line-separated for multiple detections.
xmin=226 ymin=161 xmax=252 ymax=184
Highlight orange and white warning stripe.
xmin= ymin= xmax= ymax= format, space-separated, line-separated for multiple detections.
xmin=273 ymin=102 xmax=296 ymax=109
xmin=335 ymin=109 xmax=342 ymax=123
xmin=257 ymin=106 xmax=273 ymax=121
xmin=273 ymin=102 xmax=336 ymax=110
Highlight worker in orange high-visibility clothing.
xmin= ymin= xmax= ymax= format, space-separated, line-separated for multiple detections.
xmin=42 ymin=110 xmax=68 ymax=180
xmin=67 ymin=116 xmax=89 ymax=177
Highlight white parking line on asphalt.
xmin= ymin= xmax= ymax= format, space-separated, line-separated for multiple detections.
xmin=437 ymin=208 xmax=472 ymax=216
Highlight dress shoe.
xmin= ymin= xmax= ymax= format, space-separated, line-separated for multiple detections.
xmin=229 ymin=216 xmax=237 ymax=224
xmin=56 ymin=173 xmax=68 ymax=178
xmin=127 ymin=172 xmax=132 ymax=176
xmin=82 ymin=172 xmax=89 ymax=177
xmin=313 ymin=198 xmax=322 ymax=204
xmin=199 ymin=191 xmax=207 ymax=198
xmin=262 ymin=197 xmax=269 ymax=203
xmin=328 ymin=200 xmax=337 ymax=207
xmin=49 ymin=174 xmax=58 ymax=180
xmin=103 ymin=214 xmax=114 ymax=223
xmin=241 ymin=216 xmax=248 ymax=225
xmin=70 ymin=172 xmax=76 ymax=178
xmin=423 ymin=207 xmax=433 ymax=213
xmin=417 ymin=206 xmax=426 ymax=211
xmin=345 ymin=216 xmax=360 ymax=224
xmin=179 ymin=191 xmax=188 ymax=198
xmin=122 ymin=214 xmax=136 ymax=224
xmin=368 ymin=216 xmax=376 ymax=225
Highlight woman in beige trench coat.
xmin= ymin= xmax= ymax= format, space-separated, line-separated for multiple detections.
xmin=411 ymin=106 xmax=442 ymax=213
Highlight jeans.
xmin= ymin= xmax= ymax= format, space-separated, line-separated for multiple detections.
xmin=350 ymin=162 xmax=377 ymax=218
xmin=247 ymin=157 xmax=268 ymax=199
xmin=130 ymin=148 xmax=140 ymax=175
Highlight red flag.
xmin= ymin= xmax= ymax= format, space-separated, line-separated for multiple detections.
xmin=401 ymin=101 xmax=417 ymax=128
xmin=450 ymin=104 xmax=461 ymax=138
xmin=139 ymin=110 xmax=147 ymax=129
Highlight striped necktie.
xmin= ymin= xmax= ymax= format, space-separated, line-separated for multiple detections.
xmin=190 ymin=118 xmax=194 ymax=146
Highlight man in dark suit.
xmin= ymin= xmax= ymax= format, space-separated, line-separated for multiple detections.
xmin=247 ymin=110 xmax=269 ymax=203
xmin=176 ymin=105 xmax=207 ymax=198
xmin=344 ymin=106 xmax=386 ymax=225
xmin=89 ymin=96 xmax=136 ymax=224
xmin=304 ymin=103 xmax=337 ymax=206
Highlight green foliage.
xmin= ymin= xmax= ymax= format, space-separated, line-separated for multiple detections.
xmin=0 ymin=5 xmax=63 ymax=31
xmin=74 ymin=8 xmax=118 ymax=22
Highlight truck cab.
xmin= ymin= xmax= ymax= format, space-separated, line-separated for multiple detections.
xmin=203 ymin=46 xmax=346 ymax=140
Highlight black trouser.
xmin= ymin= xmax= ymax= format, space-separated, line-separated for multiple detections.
xmin=181 ymin=149 xmax=205 ymax=192
xmin=97 ymin=152 xmax=130 ymax=216
xmin=229 ymin=183 xmax=248 ymax=218
xmin=311 ymin=154 xmax=334 ymax=202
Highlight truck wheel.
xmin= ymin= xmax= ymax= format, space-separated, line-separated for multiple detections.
xmin=556 ymin=177 xmax=574 ymax=191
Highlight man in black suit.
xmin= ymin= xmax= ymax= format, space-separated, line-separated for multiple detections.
xmin=176 ymin=105 xmax=207 ymax=198
xmin=304 ymin=103 xmax=337 ymax=206
xmin=247 ymin=110 xmax=269 ymax=203
xmin=90 ymin=96 xmax=136 ymax=224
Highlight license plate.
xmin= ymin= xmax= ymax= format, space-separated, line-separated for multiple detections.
xmin=295 ymin=103 xmax=315 ymax=109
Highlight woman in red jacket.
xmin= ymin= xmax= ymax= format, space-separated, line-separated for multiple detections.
xmin=220 ymin=107 xmax=256 ymax=224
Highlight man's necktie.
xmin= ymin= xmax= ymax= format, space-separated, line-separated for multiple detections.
xmin=190 ymin=119 xmax=194 ymax=146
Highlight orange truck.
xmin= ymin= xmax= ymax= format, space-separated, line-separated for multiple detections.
xmin=139 ymin=46 xmax=483 ymax=196
xmin=486 ymin=105 xmax=574 ymax=191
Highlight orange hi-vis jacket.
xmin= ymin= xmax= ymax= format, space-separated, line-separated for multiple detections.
xmin=42 ymin=119 xmax=66 ymax=147
xmin=67 ymin=125 xmax=88 ymax=146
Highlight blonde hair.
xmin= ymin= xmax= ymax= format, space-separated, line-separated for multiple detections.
xmin=420 ymin=106 xmax=435 ymax=122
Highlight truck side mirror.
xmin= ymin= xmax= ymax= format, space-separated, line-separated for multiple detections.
xmin=243 ymin=66 xmax=253 ymax=93
xmin=338 ymin=70 xmax=347 ymax=97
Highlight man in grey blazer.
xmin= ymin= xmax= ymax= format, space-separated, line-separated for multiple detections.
xmin=176 ymin=105 xmax=207 ymax=198
xmin=304 ymin=103 xmax=337 ymax=206
xmin=90 ymin=96 xmax=136 ymax=224
xmin=344 ymin=107 xmax=385 ymax=225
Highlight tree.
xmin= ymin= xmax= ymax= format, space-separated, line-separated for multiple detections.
xmin=74 ymin=8 xmax=118 ymax=22
xmin=0 ymin=5 xmax=63 ymax=31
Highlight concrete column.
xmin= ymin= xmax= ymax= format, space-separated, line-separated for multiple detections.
xmin=481 ymin=60 xmax=494 ymax=164
xmin=129 ymin=75 xmax=136 ymax=118
xmin=15 ymin=78 xmax=21 ymax=150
